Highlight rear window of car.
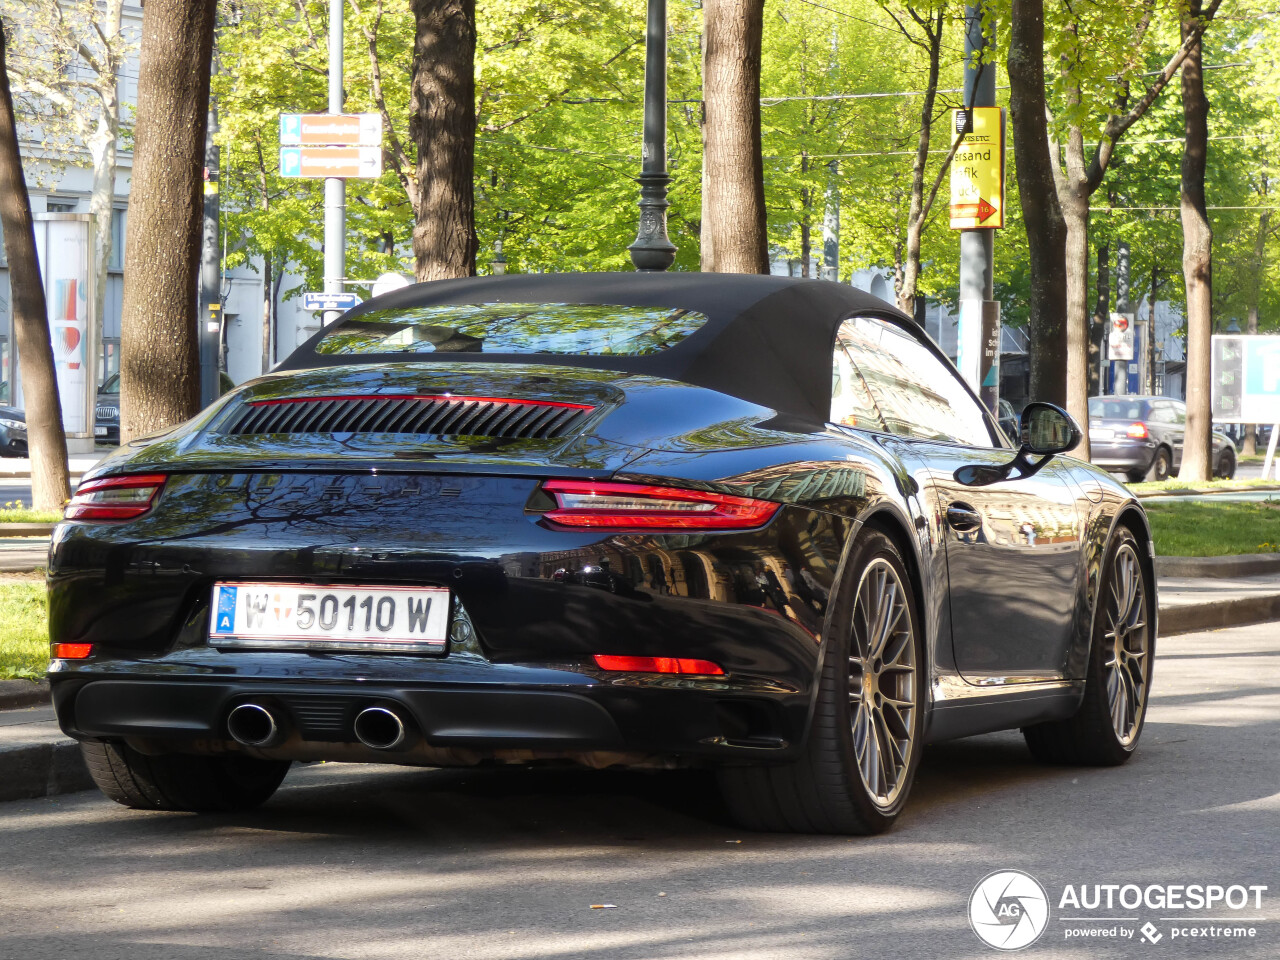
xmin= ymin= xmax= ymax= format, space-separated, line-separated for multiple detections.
xmin=313 ymin=303 xmax=708 ymax=357
xmin=1089 ymin=399 xmax=1148 ymax=420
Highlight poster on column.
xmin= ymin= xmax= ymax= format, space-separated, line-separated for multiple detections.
xmin=34 ymin=217 xmax=93 ymax=435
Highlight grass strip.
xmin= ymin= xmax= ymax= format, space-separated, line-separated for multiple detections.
xmin=0 ymin=582 xmax=48 ymax=680
xmin=1144 ymin=498 xmax=1280 ymax=557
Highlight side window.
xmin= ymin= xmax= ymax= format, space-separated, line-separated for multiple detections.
xmin=1149 ymin=402 xmax=1175 ymax=424
xmin=838 ymin=316 xmax=995 ymax=447
xmin=830 ymin=329 xmax=884 ymax=431
xmin=1172 ymin=401 xmax=1187 ymax=425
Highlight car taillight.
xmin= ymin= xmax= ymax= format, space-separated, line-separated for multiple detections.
xmin=593 ymin=655 xmax=724 ymax=676
xmin=1126 ymin=423 xmax=1149 ymax=439
xmin=540 ymin=479 xmax=779 ymax=531
xmin=52 ymin=643 xmax=93 ymax=660
xmin=65 ymin=474 xmax=167 ymax=521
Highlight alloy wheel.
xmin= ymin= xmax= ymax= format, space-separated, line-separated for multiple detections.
xmin=1103 ymin=542 xmax=1149 ymax=745
xmin=847 ymin=558 xmax=917 ymax=808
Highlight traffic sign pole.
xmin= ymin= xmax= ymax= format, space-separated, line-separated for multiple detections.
xmin=956 ymin=4 xmax=1001 ymax=415
xmin=323 ymin=0 xmax=345 ymax=327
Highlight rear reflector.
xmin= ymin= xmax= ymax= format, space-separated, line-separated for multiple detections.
xmin=52 ymin=643 xmax=93 ymax=660
xmin=65 ymin=474 xmax=167 ymax=521
xmin=1126 ymin=422 xmax=1149 ymax=439
xmin=541 ymin=479 xmax=779 ymax=531
xmin=593 ymin=655 xmax=724 ymax=676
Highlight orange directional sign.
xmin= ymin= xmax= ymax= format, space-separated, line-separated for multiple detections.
xmin=279 ymin=113 xmax=382 ymax=146
xmin=949 ymin=107 xmax=1005 ymax=229
xmin=279 ymin=146 xmax=382 ymax=179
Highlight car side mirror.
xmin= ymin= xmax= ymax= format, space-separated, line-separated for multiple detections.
xmin=1019 ymin=402 xmax=1082 ymax=455
xmin=954 ymin=401 xmax=1081 ymax=487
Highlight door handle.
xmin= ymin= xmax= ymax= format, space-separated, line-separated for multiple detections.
xmin=946 ymin=503 xmax=982 ymax=532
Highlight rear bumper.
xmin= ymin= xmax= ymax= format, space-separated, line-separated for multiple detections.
xmin=50 ymin=661 xmax=807 ymax=764
xmin=1090 ymin=440 xmax=1156 ymax=473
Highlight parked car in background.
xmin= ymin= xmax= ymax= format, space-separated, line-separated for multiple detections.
xmin=0 ymin=406 xmax=27 ymax=457
xmin=1088 ymin=395 xmax=1236 ymax=482
xmin=95 ymin=373 xmax=120 ymax=445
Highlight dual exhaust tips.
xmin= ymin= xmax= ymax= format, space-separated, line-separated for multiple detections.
xmin=226 ymin=702 xmax=410 ymax=751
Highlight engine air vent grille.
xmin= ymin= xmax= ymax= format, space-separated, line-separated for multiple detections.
xmin=223 ymin=395 xmax=593 ymax=440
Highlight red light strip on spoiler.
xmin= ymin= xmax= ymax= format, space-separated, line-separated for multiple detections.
xmin=541 ymin=479 xmax=779 ymax=531
xmin=247 ymin=395 xmax=595 ymax=411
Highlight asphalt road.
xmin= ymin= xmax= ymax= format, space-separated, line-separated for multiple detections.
xmin=0 ymin=623 xmax=1276 ymax=960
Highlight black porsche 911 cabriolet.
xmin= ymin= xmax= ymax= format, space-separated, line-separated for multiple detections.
xmin=49 ymin=273 xmax=1155 ymax=834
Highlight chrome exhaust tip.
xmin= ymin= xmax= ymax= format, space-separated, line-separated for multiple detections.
xmin=226 ymin=703 xmax=283 ymax=748
xmin=353 ymin=706 xmax=409 ymax=751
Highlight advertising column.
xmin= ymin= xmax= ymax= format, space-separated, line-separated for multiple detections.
xmin=32 ymin=214 xmax=98 ymax=453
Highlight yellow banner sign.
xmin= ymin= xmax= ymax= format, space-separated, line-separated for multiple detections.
xmin=949 ymin=107 xmax=1005 ymax=229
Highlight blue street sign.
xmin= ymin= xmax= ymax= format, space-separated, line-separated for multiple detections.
xmin=280 ymin=147 xmax=302 ymax=178
xmin=302 ymin=292 xmax=361 ymax=311
xmin=280 ymin=114 xmax=303 ymax=144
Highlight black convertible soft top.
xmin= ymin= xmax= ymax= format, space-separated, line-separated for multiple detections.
xmin=283 ymin=272 xmax=910 ymax=423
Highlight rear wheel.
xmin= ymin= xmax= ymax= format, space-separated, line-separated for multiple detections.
xmin=1146 ymin=447 xmax=1172 ymax=482
xmin=718 ymin=529 xmax=924 ymax=834
xmin=1023 ymin=527 xmax=1152 ymax=765
xmin=1216 ymin=448 xmax=1236 ymax=479
xmin=81 ymin=741 xmax=290 ymax=812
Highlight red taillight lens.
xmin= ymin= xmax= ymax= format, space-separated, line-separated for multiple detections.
xmin=593 ymin=655 xmax=724 ymax=676
xmin=1126 ymin=423 xmax=1149 ymax=439
xmin=65 ymin=474 xmax=167 ymax=521
xmin=52 ymin=643 xmax=93 ymax=660
xmin=541 ymin=479 xmax=779 ymax=531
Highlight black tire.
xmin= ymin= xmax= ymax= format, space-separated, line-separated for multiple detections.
xmin=1023 ymin=526 xmax=1153 ymax=766
xmin=81 ymin=740 xmax=290 ymax=812
xmin=1145 ymin=447 xmax=1172 ymax=482
xmin=1125 ymin=469 xmax=1146 ymax=483
xmin=717 ymin=528 xmax=925 ymax=834
xmin=1216 ymin=449 xmax=1236 ymax=480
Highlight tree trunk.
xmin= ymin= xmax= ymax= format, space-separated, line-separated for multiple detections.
xmin=261 ymin=250 xmax=273 ymax=375
xmin=409 ymin=0 xmax=477 ymax=281
xmin=88 ymin=0 xmax=124 ymax=377
xmin=1007 ymin=0 xmax=1068 ymax=407
xmin=0 ymin=22 xmax=70 ymax=510
xmin=897 ymin=8 xmax=944 ymax=318
xmin=1089 ymin=241 xmax=1109 ymax=397
xmin=701 ymin=0 xmax=768 ymax=274
xmin=1178 ymin=1 xmax=1213 ymax=482
xmin=1061 ymin=188 xmax=1092 ymax=456
xmin=1241 ymin=210 xmax=1268 ymax=456
xmin=118 ymin=0 xmax=217 ymax=442
xmin=799 ymin=165 xmax=811 ymax=279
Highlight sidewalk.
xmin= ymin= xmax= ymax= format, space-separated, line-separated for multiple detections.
xmin=0 ymin=454 xmax=107 ymax=480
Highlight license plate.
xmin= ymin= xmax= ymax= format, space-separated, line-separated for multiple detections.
xmin=209 ymin=582 xmax=450 ymax=654
xmin=94 ymin=426 xmax=108 ymax=436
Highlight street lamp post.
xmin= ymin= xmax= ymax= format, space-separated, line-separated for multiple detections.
xmin=628 ymin=0 xmax=676 ymax=271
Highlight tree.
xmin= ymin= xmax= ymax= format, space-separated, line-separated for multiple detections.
xmin=701 ymin=0 xmax=768 ymax=273
xmin=118 ymin=0 xmax=218 ymax=441
xmin=0 ymin=18 xmax=69 ymax=510
xmin=1007 ymin=0 xmax=1067 ymax=406
xmin=409 ymin=0 xmax=478 ymax=280
xmin=2 ymin=0 xmax=135 ymax=374
xmin=1178 ymin=0 xmax=1213 ymax=481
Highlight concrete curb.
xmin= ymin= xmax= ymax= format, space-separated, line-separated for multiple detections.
xmin=1138 ymin=484 xmax=1280 ymax=500
xmin=0 ymin=524 xmax=56 ymax=538
xmin=0 ymin=680 xmax=50 ymax=710
xmin=1160 ymin=594 xmax=1280 ymax=636
xmin=0 ymin=741 xmax=94 ymax=803
xmin=1156 ymin=554 xmax=1280 ymax=577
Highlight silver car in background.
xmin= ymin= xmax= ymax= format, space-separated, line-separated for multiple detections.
xmin=1088 ymin=395 xmax=1236 ymax=482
